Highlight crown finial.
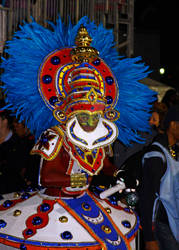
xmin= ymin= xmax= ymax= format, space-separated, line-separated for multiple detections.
xmin=71 ymin=25 xmax=99 ymax=63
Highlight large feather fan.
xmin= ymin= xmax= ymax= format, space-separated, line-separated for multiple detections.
xmin=0 ymin=16 xmax=156 ymax=145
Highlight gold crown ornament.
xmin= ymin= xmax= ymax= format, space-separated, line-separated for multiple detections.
xmin=71 ymin=25 xmax=99 ymax=63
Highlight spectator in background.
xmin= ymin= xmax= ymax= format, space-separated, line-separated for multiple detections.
xmin=161 ymin=88 xmax=178 ymax=109
xmin=112 ymin=100 xmax=168 ymax=170
xmin=0 ymin=101 xmax=27 ymax=194
xmin=149 ymin=101 xmax=168 ymax=134
xmin=106 ymin=100 xmax=169 ymax=249
xmin=13 ymin=117 xmax=40 ymax=188
xmin=139 ymin=105 xmax=179 ymax=250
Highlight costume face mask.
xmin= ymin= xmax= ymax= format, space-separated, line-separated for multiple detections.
xmin=66 ymin=114 xmax=118 ymax=150
xmin=76 ymin=112 xmax=100 ymax=132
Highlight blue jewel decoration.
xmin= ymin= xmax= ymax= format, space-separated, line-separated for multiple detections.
xmin=61 ymin=231 xmax=73 ymax=240
xmin=122 ymin=220 xmax=131 ymax=228
xmin=26 ymin=229 xmax=33 ymax=235
xmin=109 ymin=195 xmax=118 ymax=205
xmin=41 ymin=135 xmax=48 ymax=144
xmin=0 ymin=219 xmax=7 ymax=228
xmin=42 ymin=75 xmax=52 ymax=84
xmin=92 ymin=58 xmax=101 ymax=66
xmin=20 ymin=244 xmax=27 ymax=250
xmin=3 ymin=200 xmax=13 ymax=208
xmin=40 ymin=203 xmax=51 ymax=212
xmin=124 ymin=207 xmax=131 ymax=213
xmin=32 ymin=216 xmax=43 ymax=225
xmin=49 ymin=96 xmax=58 ymax=106
xmin=82 ymin=202 xmax=91 ymax=211
xmin=106 ymin=96 xmax=113 ymax=104
xmin=25 ymin=186 xmax=35 ymax=192
xmin=51 ymin=56 xmax=60 ymax=65
xmin=105 ymin=76 xmax=114 ymax=85
xmin=21 ymin=193 xmax=30 ymax=200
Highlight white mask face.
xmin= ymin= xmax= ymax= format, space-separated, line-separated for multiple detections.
xmin=66 ymin=116 xmax=118 ymax=150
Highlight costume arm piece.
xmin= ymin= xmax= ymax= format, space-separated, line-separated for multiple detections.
xmin=40 ymin=146 xmax=70 ymax=188
xmin=31 ymin=127 xmax=64 ymax=160
xmin=40 ymin=146 xmax=92 ymax=190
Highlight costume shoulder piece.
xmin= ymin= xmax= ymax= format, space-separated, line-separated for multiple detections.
xmin=31 ymin=126 xmax=64 ymax=160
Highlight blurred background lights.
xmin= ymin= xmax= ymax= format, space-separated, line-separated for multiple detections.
xmin=159 ymin=68 xmax=165 ymax=75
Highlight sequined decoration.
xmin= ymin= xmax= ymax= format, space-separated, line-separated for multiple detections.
xmin=82 ymin=202 xmax=91 ymax=211
xmin=101 ymin=225 xmax=112 ymax=234
xmin=3 ymin=200 xmax=13 ymax=208
xmin=122 ymin=220 xmax=131 ymax=228
xmin=20 ymin=244 xmax=27 ymax=250
xmin=59 ymin=216 xmax=68 ymax=223
xmin=13 ymin=209 xmax=22 ymax=216
xmin=60 ymin=231 xmax=73 ymax=240
xmin=0 ymin=219 xmax=7 ymax=228
xmin=105 ymin=207 xmax=111 ymax=214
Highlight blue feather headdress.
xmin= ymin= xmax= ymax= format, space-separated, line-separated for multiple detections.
xmin=0 ymin=16 xmax=156 ymax=145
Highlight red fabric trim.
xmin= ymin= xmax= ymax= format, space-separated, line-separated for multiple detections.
xmin=66 ymin=103 xmax=105 ymax=115
xmin=23 ymin=199 xmax=56 ymax=239
xmin=0 ymin=193 xmax=37 ymax=211
xmin=66 ymin=138 xmax=105 ymax=175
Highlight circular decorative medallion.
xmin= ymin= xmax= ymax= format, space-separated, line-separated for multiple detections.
xmin=82 ymin=202 xmax=91 ymax=211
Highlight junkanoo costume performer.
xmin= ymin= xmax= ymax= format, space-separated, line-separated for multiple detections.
xmin=0 ymin=16 xmax=156 ymax=249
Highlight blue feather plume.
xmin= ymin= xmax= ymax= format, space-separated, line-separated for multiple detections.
xmin=1 ymin=16 xmax=157 ymax=144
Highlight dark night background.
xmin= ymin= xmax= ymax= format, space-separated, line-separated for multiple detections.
xmin=134 ymin=0 xmax=179 ymax=91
